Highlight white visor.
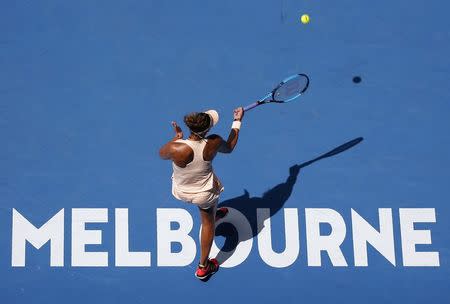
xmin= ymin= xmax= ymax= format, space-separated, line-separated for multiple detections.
xmin=204 ymin=110 xmax=219 ymax=127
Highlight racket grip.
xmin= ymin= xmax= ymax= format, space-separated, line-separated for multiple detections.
xmin=244 ymin=102 xmax=260 ymax=112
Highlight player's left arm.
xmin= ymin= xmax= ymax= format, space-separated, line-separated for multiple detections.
xmin=205 ymin=107 xmax=244 ymax=156
xmin=159 ymin=121 xmax=183 ymax=160
xmin=217 ymin=107 xmax=244 ymax=153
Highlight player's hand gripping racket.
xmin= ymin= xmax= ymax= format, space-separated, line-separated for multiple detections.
xmin=244 ymin=73 xmax=310 ymax=112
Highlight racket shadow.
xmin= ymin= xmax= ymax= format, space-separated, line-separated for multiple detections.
xmin=215 ymin=137 xmax=364 ymax=264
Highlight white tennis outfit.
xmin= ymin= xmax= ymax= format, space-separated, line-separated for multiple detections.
xmin=171 ymin=139 xmax=223 ymax=209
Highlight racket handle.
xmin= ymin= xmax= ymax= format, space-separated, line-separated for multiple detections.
xmin=244 ymin=101 xmax=260 ymax=112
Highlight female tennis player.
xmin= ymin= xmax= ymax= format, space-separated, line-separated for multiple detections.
xmin=159 ymin=107 xmax=244 ymax=280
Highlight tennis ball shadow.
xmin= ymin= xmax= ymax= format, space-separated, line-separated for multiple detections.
xmin=215 ymin=137 xmax=364 ymax=264
xmin=353 ymin=76 xmax=362 ymax=83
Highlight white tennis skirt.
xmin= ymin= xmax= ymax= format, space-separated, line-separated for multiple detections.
xmin=171 ymin=181 xmax=224 ymax=210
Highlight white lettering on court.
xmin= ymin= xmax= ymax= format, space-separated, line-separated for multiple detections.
xmin=157 ymin=208 xmax=196 ymax=266
xmin=352 ymin=208 xmax=395 ymax=266
xmin=12 ymin=209 xmax=64 ymax=267
xmin=257 ymin=208 xmax=300 ymax=268
xmin=305 ymin=208 xmax=348 ymax=266
xmin=115 ymin=208 xmax=151 ymax=267
xmin=71 ymin=208 xmax=108 ymax=267
xmin=399 ymin=208 xmax=439 ymax=266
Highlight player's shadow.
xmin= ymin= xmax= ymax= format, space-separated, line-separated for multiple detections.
xmin=214 ymin=137 xmax=363 ymax=264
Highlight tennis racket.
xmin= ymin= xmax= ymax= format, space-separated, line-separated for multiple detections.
xmin=244 ymin=73 xmax=310 ymax=112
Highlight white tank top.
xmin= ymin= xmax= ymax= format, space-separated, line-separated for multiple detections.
xmin=172 ymin=139 xmax=215 ymax=193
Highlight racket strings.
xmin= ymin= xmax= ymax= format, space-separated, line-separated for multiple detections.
xmin=273 ymin=74 xmax=309 ymax=102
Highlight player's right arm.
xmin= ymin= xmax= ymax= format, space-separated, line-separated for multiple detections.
xmin=159 ymin=142 xmax=174 ymax=160
xmin=159 ymin=121 xmax=184 ymax=160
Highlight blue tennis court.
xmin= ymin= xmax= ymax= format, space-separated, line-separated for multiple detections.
xmin=1 ymin=1 xmax=449 ymax=303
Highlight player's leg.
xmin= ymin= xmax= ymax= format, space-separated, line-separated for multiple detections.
xmin=198 ymin=205 xmax=215 ymax=266
xmin=193 ymin=192 xmax=224 ymax=279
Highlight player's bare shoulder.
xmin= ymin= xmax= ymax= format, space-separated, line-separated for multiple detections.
xmin=206 ymin=134 xmax=223 ymax=148
xmin=171 ymin=141 xmax=194 ymax=166
xmin=206 ymin=134 xmax=222 ymax=142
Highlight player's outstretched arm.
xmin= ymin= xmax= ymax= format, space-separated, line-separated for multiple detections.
xmin=218 ymin=107 xmax=244 ymax=154
xmin=159 ymin=121 xmax=183 ymax=159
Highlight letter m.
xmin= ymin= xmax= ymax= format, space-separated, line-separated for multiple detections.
xmin=12 ymin=209 xmax=64 ymax=267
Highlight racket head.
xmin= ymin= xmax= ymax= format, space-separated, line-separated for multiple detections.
xmin=271 ymin=73 xmax=309 ymax=103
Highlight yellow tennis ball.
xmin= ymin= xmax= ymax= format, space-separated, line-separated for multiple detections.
xmin=301 ymin=14 xmax=310 ymax=24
